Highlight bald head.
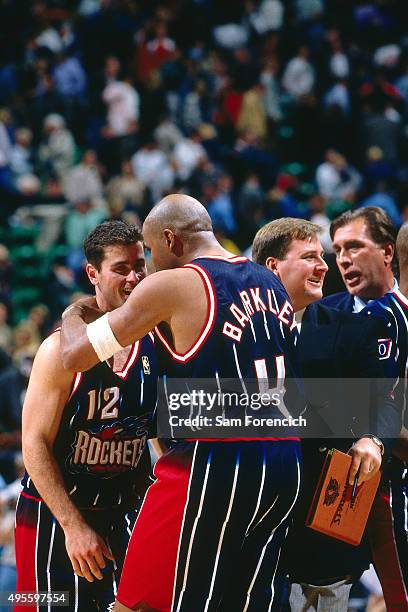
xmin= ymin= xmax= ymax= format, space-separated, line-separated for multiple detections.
xmin=144 ymin=194 xmax=213 ymax=236
xmin=397 ymin=223 xmax=408 ymax=273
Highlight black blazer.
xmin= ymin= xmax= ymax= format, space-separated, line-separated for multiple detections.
xmin=284 ymin=303 xmax=400 ymax=583
xmin=299 ymin=302 xmax=400 ymax=446
xmin=319 ymin=290 xmax=355 ymax=312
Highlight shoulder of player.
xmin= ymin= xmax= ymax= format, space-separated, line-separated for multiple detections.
xmin=143 ymin=267 xmax=205 ymax=293
xmin=33 ymin=330 xmax=76 ymax=377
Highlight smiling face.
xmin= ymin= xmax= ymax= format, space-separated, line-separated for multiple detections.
xmin=267 ymin=237 xmax=328 ymax=311
xmin=86 ymin=242 xmax=146 ymax=311
xmin=332 ymin=218 xmax=394 ymax=298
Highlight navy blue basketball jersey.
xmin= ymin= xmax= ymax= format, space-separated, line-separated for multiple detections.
xmin=363 ymin=289 xmax=408 ymax=427
xmin=154 ymin=256 xmax=302 ymax=428
xmin=22 ymin=333 xmax=157 ymax=508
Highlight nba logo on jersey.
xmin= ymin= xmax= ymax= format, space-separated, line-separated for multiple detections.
xmin=142 ymin=356 xmax=150 ymax=374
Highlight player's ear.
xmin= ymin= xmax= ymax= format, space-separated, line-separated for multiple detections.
xmin=163 ymin=229 xmax=174 ymax=249
xmin=86 ymin=262 xmax=99 ymax=286
xmin=163 ymin=229 xmax=183 ymax=256
xmin=382 ymin=242 xmax=394 ymax=265
xmin=265 ymin=256 xmax=280 ymax=275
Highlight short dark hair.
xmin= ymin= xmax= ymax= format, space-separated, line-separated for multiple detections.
xmin=330 ymin=207 xmax=397 ymax=246
xmin=252 ymin=218 xmax=322 ymax=265
xmin=84 ymin=220 xmax=143 ymax=270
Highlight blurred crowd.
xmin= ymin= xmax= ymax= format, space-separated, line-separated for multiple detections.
xmin=0 ymin=1 xmax=407 ymax=606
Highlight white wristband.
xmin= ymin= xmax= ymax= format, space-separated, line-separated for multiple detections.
xmin=86 ymin=313 xmax=123 ymax=361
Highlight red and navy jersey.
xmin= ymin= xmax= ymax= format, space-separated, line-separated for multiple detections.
xmin=22 ymin=334 xmax=157 ymax=508
xmin=155 ymin=256 xmax=303 ymax=429
xmin=363 ymin=289 xmax=408 ymax=427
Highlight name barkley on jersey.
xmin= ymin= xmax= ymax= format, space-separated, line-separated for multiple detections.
xmin=222 ymin=286 xmax=296 ymax=342
xmin=68 ymin=415 xmax=150 ymax=478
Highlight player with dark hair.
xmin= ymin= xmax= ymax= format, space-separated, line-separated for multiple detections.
xmin=15 ymin=220 xmax=157 ymax=611
xmin=60 ymin=194 xmax=303 ymax=612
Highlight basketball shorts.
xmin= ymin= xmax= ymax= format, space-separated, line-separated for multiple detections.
xmin=15 ymin=491 xmax=140 ymax=612
xmin=117 ymin=439 xmax=301 ymax=611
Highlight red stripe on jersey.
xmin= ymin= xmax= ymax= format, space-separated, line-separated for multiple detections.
xmin=21 ymin=491 xmax=42 ymax=503
xmin=15 ymin=498 xmax=40 ymax=612
xmin=186 ymin=437 xmax=301 ymax=442
xmin=367 ymin=481 xmax=408 ymax=607
xmin=68 ymin=372 xmax=83 ymax=400
xmin=113 ymin=341 xmax=140 ymax=379
xmin=194 ymin=255 xmax=248 ymax=264
xmin=117 ymin=448 xmax=194 ymax=611
xmin=154 ymin=264 xmax=217 ymax=363
xmin=392 ymin=289 xmax=408 ymax=309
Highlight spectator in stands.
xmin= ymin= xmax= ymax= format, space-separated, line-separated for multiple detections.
xmin=102 ymin=73 xmax=139 ymax=139
xmin=361 ymin=100 xmax=402 ymax=166
xmin=12 ymin=322 xmax=40 ymax=370
xmin=64 ymin=199 xmax=106 ymax=279
xmin=27 ymin=304 xmax=50 ymax=340
xmin=361 ymin=181 xmax=402 ymax=228
xmin=0 ymin=246 xmax=12 ymax=308
xmin=52 ymin=51 xmax=88 ymax=124
xmin=53 ymin=52 xmax=87 ymax=102
xmin=38 ymin=113 xmax=75 ymax=181
xmin=46 ymin=257 xmax=78 ymax=324
xmin=206 ymin=174 xmax=237 ymax=235
xmin=9 ymin=128 xmax=34 ymax=182
xmin=238 ymin=172 xmax=265 ymax=226
xmin=0 ymin=349 xmax=22 ymax=483
xmin=137 ymin=20 xmax=177 ymax=85
xmin=245 ymin=0 xmax=284 ymax=35
xmin=266 ymin=173 xmax=304 ymax=219
xmin=105 ymin=159 xmax=147 ymax=216
xmin=153 ymin=115 xmax=183 ymax=156
xmin=237 ymin=82 xmax=268 ymax=141
xmin=172 ymin=128 xmax=207 ymax=183
xmin=63 ymin=149 xmax=106 ymax=210
xmin=182 ymin=79 xmax=212 ymax=131
xmin=316 ymin=149 xmax=362 ymax=200
xmin=131 ymin=137 xmax=174 ymax=202
xmin=282 ymin=45 xmax=315 ymax=99
xmin=31 ymin=62 xmax=65 ymax=131
xmin=260 ymin=57 xmax=283 ymax=129
xmin=0 ymin=303 xmax=11 ymax=354
xmin=0 ymin=114 xmax=12 ymax=194
xmin=326 ymin=29 xmax=350 ymax=81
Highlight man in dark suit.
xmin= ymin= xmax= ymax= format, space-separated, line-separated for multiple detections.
xmin=252 ymin=218 xmax=400 ymax=611
xmin=320 ymin=207 xmax=408 ymax=608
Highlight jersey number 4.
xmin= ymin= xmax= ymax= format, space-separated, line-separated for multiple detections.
xmin=254 ymin=356 xmax=292 ymax=419
xmin=87 ymin=387 xmax=120 ymax=420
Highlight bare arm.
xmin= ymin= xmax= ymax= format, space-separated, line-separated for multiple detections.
xmin=61 ymin=270 xmax=181 ymax=371
xmin=22 ymin=333 xmax=113 ymax=582
xmin=149 ymin=438 xmax=168 ymax=460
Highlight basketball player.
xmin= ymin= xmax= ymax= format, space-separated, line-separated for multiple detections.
xmin=15 ymin=221 xmax=157 ymax=611
xmin=61 ymin=194 xmax=302 ymax=612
